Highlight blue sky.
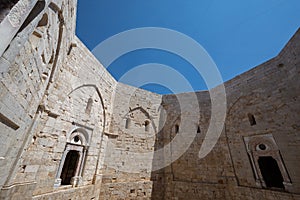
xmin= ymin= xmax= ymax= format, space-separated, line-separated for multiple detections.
xmin=76 ymin=0 xmax=300 ymax=94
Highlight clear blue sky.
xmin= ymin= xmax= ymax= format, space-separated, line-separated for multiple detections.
xmin=76 ymin=0 xmax=300 ymax=94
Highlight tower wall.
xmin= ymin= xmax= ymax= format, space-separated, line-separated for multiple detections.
xmin=158 ymin=29 xmax=300 ymax=199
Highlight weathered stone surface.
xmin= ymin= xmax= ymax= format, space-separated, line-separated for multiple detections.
xmin=0 ymin=0 xmax=299 ymax=199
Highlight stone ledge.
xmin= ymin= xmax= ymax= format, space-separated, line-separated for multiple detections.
xmin=104 ymin=132 xmax=119 ymax=137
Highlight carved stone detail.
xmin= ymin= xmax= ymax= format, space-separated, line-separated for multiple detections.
xmin=8 ymin=0 xmax=30 ymax=27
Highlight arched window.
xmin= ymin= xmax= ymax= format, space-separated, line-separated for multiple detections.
xmin=85 ymin=98 xmax=93 ymax=115
xmin=244 ymin=134 xmax=291 ymax=191
xmin=145 ymin=120 xmax=150 ymax=132
xmin=54 ymin=130 xmax=89 ymax=188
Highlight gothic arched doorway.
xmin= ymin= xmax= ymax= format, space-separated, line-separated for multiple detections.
xmin=54 ymin=129 xmax=89 ymax=187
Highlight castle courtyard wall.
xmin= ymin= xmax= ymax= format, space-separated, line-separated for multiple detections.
xmin=0 ymin=0 xmax=299 ymax=199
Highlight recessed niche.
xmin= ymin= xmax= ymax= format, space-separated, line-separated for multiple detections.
xmin=145 ymin=120 xmax=150 ymax=132
xmin=125 ymin=118 xmax=131 ymax=129
xmin=197 ymin=126 xmax=201 ymax=133
xmin=175 ymin=124 xmax=179 ymax=133
xmin=248 ymin=113 xmax=256 ymax=126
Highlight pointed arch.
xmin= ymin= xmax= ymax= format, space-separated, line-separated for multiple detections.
xmin=124 ymin=106 xmax=157 ymax=133
xmin=67 ymin=84 xmax=106 ymax=131
xmin=57 ymin=84 xmax=107 ymax=187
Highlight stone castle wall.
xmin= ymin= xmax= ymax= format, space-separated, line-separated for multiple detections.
xmin=0 ymin=0 xmax=299 ymax=199
xmin=0 ymin=0 xmax=117 ymax=199
xmin=99 ymin=83 xmax=162 ymax=199
xmin=158 ymin=29 xmax=300 ymax=200
xmin=0 ymin=0 xmax=78 ymax=198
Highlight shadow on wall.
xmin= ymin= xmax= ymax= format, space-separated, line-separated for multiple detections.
xmin=150 ymin=95 xmax=182 ymax=200
xmin=150 ymin=116 xmax=167 ymax=200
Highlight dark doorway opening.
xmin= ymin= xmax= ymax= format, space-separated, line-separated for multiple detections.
xmin=175 ymin=125 xmax=179 ymax=133
xmin=60 ymin=150 xmax=79 ymax=185
xmin=258 ymin=156 xmax=284 ymax=189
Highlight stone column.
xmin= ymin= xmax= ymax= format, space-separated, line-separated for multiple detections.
xmin=274 ymin=152 xmax=292 ymax=192
xmin=54 ymin=148 xmax=70 ymax=187
xmin=253 ymin=156 xmax=266 ymax=188
xmin=70 ymin=149 xmax=83 ymax=187
xmin=79 ymin=148 xmax=87 ymax=177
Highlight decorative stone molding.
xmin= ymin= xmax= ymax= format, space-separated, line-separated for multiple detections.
xmin=244 ymin=134 xmax=292 ymax=191
xmin=0 ymin=0 xmax=38 ymax=57
xmin=54 ymin=127 xmax=90 ymax=188
xmin=70 ymin=176 xmax=82 ymax=187
xmin=8 ymin=0 xmax=30 ymax=27
xmin=104 ymin=132 xmax=119 ymax=137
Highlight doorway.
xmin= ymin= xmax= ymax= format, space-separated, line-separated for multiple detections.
xmin=258 ymin=156 xmax=284 ymax=189
xmin=60 ymin=150 xmax=79 ymax=185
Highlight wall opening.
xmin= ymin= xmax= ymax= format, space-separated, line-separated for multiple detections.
xmin=145 ymin=120 xmax=150 ymax=132
xmin=85 ymin=98 xmax=93 ymax=115
xmin=37 ymin=13 xmax=48 ymax=27
xmin=258 ymin=156 xmax=284 ymax=189
xmin=54 ymin=129 xmax=89 ymax=188
xmin=125 ymin=118 xmax=131 ymax=129
xmin=248 ymin=113 xmax=256 ymax=126
xmin=60 ymin=150 xmax=79 ymax=185
xmin=175 ymin=124 xmax=179 ymax=133
xmin=130 ymin=189 xmax=135 ymax=193
xmin=197 ymin=126 xmax=201 ymax=133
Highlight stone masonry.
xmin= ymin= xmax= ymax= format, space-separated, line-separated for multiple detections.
xmin=0 ymin=0 xmax=299 ymax=199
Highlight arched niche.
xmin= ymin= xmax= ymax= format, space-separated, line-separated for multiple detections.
xmin=169 ymin=116 xmax=181 ymax=139
xmin=124 ymin=107 xmax=157 ymax=134
xmin=145 ymin=120 xmax=150 ymax=132
xmin=54 ymin=85 xmax=106 ymax=188
xmin=61 ymin=85 xmax=106 ymax=130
